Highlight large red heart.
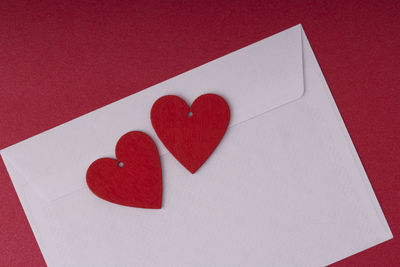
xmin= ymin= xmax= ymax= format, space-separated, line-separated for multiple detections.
xmin=151 ymin=94 xmax=230 ymax=173
xmin=86 ymin=131 xmax=162 ymax=209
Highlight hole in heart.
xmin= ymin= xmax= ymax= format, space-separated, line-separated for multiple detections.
xmin=118 ymin=161 xmax=124 ymax=168
xmin=187 ymin=111 xmax=193 ymax=117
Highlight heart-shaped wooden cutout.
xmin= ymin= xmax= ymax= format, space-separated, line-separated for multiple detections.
xmin=151 ymin=94 xmax=230 ymax=173
xmin=86 ymin=131 xmax=162 ymax=209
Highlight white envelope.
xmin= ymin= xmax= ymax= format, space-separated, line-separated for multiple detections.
xmin=1 ymin=25 xmax=392 ymax=266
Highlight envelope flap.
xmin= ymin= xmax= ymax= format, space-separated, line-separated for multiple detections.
xmin=1 ymin=25 xmax=304 ymax=201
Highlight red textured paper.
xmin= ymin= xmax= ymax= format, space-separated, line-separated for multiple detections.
xmin=0 ymin=1 xmax=399 ymax=266
xmin=151 ymin=94 xmax=230 ymax=173
xmin=86 ymin=131 xmax=162 ymax=209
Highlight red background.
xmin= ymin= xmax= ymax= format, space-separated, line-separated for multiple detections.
xmin=0 ymin=0 xmax=399 ymax=266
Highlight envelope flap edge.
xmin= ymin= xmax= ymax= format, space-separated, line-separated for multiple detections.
xmin=1 ymin=24 xmax=305 ymax=201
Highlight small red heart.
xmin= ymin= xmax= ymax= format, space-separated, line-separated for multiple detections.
xmin=86 ymin=131 xmax=162 ymax=209
xmin=151 ymin=94 xmax=230 ymax=173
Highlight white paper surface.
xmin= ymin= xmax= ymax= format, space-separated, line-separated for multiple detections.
xmin=1 ymin=25 xmax=392 ymax=267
